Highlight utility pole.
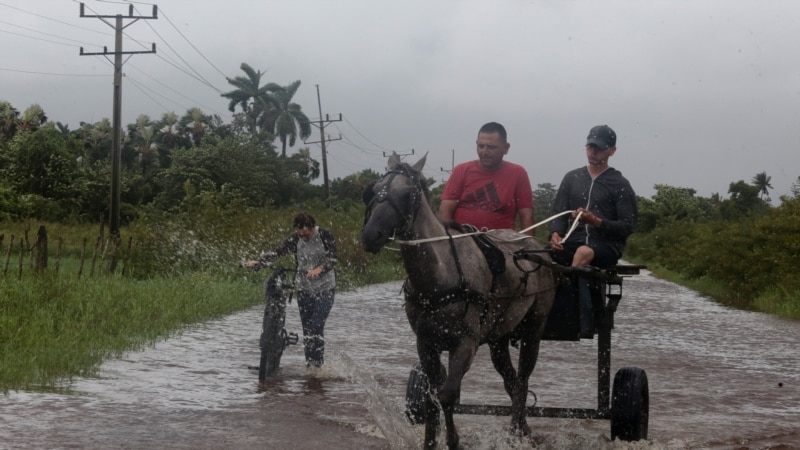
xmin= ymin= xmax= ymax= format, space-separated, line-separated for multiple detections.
xmin=441 ymin=148 xmax=454 ymax=182
xmin=304 ymin=85 xmax=341 ymax=202
xmin=79 ymin=3 xmax=157 ymax=241
xmin=384 ymin=149 xmax=415 ymax=158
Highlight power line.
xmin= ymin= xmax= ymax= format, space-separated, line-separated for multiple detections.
xmin=159 ymin=8 xmax=229 ymax=81
xmin=332 ymin=123 xmax=385 ymax=156
xmin=0 ymin=2 xmax=109 ymax=35
xmin=132 ymin=6 xmax=221 ymax=93
xmin=126 ymin=76 xmax=172 ymax=113
xmin=342 ymin=115 xmax=395 ymax=152
xmin=0 ymin=67 xmax=109 ymax=77
xmin=126 ymin=64 xmax=223 ymax=116
xmin=0 ymin=19 xmax=104 ymax=47
xmin=0 ymin=27 xmax=88 ymax=48
xmin=2 ymin=1 xmax=229 ymax=122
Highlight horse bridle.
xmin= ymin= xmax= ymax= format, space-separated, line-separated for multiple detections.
xmin=363 ymin=165 xmax=424 ymax=238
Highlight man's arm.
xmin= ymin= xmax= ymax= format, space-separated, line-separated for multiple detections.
xmin=518 ymin=207 xmax=535 ymax=236
xmin=439 ymin=199 xmax=458 ymax=221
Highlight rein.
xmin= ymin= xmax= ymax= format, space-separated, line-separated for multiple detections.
xmin=392 ymin=210 xmax=576 ymax=246
xmin=365 ymin=164 xmax=558 ymax=313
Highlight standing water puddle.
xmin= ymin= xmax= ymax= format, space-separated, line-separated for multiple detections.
xmin=1 ymin=272 xmax=799 ymax=449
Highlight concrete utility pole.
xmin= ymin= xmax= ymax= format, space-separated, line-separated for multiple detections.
xmin=384 ymin=149 xmax=415 ymax=158
xmin=79 ymin=3 xmax=157 ymax=240
xmin=304 ymin=85 xmax=341 ymax=202
xmin=441 ymin=148 xmax=454 ymax=182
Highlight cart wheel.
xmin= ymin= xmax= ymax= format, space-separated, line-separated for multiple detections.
xmin=611 ymin=366 xmax=649 ymax=441
xmin=405 ymin=361 xmax=446 ymax=425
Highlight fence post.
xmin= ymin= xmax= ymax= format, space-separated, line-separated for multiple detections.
xmin=78 ymin=237 xmax=87 ymax=279
xmin=35 ymin=225 xmax=48 ymax=271
xmin=55 ymin=237 xmax=63 ymax=273
xmin=3 ymin=235 xmax=13 ymax=277
xmin=17 ymin=238 xmax=24 ymax=280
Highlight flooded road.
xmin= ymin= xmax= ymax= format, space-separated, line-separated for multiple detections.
xmin=1 ymin=268 xmax=798 ymax=449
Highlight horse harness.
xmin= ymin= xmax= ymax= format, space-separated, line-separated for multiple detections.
xmin=366 ymin=164 xmax=551 ymax=317
xmin=362 ymin=165 xmax=424 ymax=237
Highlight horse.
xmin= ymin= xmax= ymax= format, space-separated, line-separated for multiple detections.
xmin=361 ymin=153 xmax=556 ymax=450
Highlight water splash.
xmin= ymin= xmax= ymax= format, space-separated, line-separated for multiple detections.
xmin=338 ymin=351 xmax=422 ymax=449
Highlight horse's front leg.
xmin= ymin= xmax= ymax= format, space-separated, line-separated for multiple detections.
xmin=417 ymin=346 xmax=444 ymax=450
xmin=439 ymin=337 xmax=478 ymax=450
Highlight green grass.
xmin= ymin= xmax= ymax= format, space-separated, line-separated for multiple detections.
xmin=753 ymin=287 xmax=800 ymax=320
xmin=1 ymin=271 xmax=264 ymax=393
xmin=627 ymin=257 xmax=800 ymax=317
xmin=1 ymin=215 xmax=407 ymax=393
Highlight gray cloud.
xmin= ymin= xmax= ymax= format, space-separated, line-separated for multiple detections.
xmin=2 ymin=0 xmax=798 ymax=200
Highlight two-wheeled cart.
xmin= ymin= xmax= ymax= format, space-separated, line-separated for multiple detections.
xmin=406 ymin=252 xmax=649 ymax=441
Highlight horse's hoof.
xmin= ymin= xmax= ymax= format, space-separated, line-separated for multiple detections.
xmin=510 ymin=422 xmax=531 ymax=436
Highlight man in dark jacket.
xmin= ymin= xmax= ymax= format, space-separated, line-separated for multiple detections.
xmin=549 ymin=125 xmax=637 ymax=268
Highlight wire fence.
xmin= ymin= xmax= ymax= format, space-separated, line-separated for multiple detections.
xmin=1 ymin=224 xmax=133 ymax=280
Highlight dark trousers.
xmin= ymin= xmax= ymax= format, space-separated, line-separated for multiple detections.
xmin=296 ymin=289 xmax=335 ymax=367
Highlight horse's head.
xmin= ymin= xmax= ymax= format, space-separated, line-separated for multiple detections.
xmin=361 ymin=152 xmax=428 ymax=253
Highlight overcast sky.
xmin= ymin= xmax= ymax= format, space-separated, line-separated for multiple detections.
xmin=3 ymin=0 xmax=799 ymax=201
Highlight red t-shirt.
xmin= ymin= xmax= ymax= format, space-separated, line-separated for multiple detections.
xmin=441 ymin=160 xmax=533 ymax=230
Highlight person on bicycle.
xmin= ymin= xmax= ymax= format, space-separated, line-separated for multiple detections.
xmin=246 ymin=212 xmax=337 ymax=369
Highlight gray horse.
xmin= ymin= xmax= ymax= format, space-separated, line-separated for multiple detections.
xmin=361 ymin=153 xmax=556 ymax=450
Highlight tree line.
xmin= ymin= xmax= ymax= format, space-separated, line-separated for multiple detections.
xmin=0 ymin=63 xmax=382 ymax=223
xmin=3 ymin=61 xmax=800 ymax=316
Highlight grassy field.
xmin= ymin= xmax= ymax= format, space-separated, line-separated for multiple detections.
xmin=1 ymin=216 xmax=404 ymax=393
xmin=0 ymin=270 xmax=264 ymax=393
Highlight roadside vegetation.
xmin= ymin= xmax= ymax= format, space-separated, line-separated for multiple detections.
xmin=2 ymin=63 xmax=799 ymax=392
xmin=1 ymin=207 xmax=404 ymax=393
xmin=624 ymin=184 xmax=800 ymax=320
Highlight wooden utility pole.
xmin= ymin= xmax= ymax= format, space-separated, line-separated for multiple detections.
xmin=79 ymin=3 xmax=157 ymax=240
xmin=304 ymin=85 xmax=341 ymax=202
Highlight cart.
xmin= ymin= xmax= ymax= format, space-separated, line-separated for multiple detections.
xmin=405 ymin=252 xmax=649 ymax=441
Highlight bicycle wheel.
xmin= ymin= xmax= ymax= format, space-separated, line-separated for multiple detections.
xmin=259 ymin=299 xmax=286 ymax=381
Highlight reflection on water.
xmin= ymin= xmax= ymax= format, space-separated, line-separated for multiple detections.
xmin=1 ymin=272 xmax=799 ymax=449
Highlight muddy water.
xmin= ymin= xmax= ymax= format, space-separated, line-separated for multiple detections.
xmin=1 ymin=269 xmax=798 ymax=449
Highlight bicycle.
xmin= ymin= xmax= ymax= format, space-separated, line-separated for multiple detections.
xmin=251 ymin=263 xmax=300 ymax=381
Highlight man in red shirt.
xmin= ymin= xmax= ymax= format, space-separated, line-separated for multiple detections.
xmin=439 ymin=122 xmax=535 ymax=236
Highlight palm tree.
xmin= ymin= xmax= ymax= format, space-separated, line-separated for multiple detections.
xmin=260 ymin=80 xmax=311 ymax=157
xmin=154 ymin=111 xmax=181 ymax=168
xmin=80 ymin=118 xmax=113 ymax=163
xmin=751 ymin=172 xmax=773 ymax=201
xmin=157 ymin=112 xmax=179 ymax=149
xmin=221 ymin=63 xmax=279 ymax=134
xmin=295 ymin=147 xmax=320 ymax=179
xmin=129 ymin=114 xmax=157 ymax=174
xmin=19 ymin=104 xmax=47 ymax=132
xmin=179 ymin=107 xmax=212 ymax=146
xmin=54 ymin=122 xmax=72 ymax=139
